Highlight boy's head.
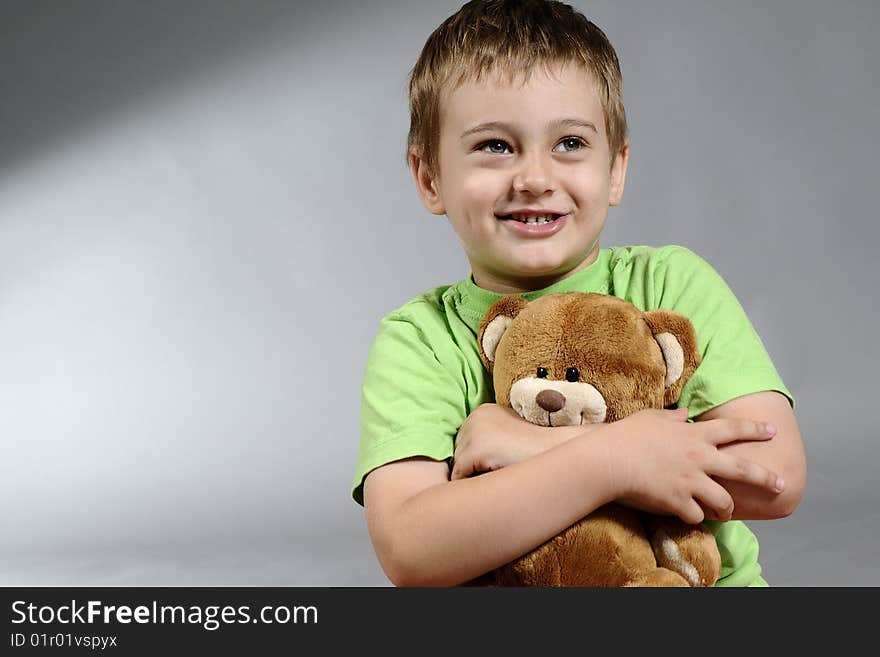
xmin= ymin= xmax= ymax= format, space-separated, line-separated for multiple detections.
xmin=406 ymin=0 xmax=631 ymax=294
xmin=407 ymin=0 xmax=628 ymax=181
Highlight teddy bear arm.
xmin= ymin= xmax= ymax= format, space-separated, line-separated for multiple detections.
xmin=496 ymin=505 xmax=678 ymax=587
xmin=644 ymin=516 xmax=722 ymax=587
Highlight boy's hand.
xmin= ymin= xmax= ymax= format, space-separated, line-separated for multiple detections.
xmin=451 ymin=403 xmax=589 ymax=480
xmin=605 ymin=408 xmax=784 ymax=524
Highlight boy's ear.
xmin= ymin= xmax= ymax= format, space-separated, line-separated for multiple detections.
xmin=642 ymin=309 xmax=702 ymax=407
xmin=609 ymin=142 xmax=629 ymax=207
xmin=477 ymin=295 xmax=529 ymax=373
xmin=408 ymin=146 xmax=445 ymax=215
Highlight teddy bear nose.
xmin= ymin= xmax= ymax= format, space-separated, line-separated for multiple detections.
xmin=536 ymin=389 xmax=566 ymax=412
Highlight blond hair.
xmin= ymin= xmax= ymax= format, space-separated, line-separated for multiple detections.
xmin=406 ymin=0 xmax=628 ymax=177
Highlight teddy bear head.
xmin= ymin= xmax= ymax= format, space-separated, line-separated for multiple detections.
xmin=477 ymin=292 xmax=701 ymax=425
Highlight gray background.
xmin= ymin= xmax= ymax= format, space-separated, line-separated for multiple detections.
xmin=1 ymin=0 xmax=877 ymax=586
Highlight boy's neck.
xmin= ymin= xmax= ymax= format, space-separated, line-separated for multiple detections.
xmin=471 ymin=244 xmax=601 ymax=295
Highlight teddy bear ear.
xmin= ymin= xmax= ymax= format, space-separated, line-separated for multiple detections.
xmin=477 ymin=295 xmax=529 ymax=372
xmin=642 ymin=309 xmax=702 ymax=407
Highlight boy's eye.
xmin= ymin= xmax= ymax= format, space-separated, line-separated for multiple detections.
xmin=479 ymin=139 xmax=511 ymax=155
xmin=565 ymin=367 xmax=579 ymax=382
xmin=553 ymin=137 xmax=587 ymax=153
xmin=536 ymin=367 xmax=548 ymax=378
xmin=477 ymin=136 xmax=587 ymax=155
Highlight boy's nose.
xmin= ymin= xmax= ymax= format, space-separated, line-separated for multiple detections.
xmin=536 ymin=389 xmax=566 ymax=412
xmin=513 ymin=155 xmax=553 ymax=195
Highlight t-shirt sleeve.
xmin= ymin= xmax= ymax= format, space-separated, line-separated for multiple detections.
xmin=654 ymin=246 xmax=794 ymax=418
xmin=351 ymin=310 xmax=467 ymax=506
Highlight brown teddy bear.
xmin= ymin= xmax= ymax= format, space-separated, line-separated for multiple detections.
xmin=472 ymin=291 xmax=722 ymax=587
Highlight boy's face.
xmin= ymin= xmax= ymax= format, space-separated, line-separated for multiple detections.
xmin=411 ymin=62 xmax=628 ymax=294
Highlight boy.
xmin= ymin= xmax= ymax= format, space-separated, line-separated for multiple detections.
xmin=352 ymin=0 xmax=806 ymax=587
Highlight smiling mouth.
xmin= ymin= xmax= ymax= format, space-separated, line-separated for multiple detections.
xmin=496 ymin=214 xmax=565 ymax=225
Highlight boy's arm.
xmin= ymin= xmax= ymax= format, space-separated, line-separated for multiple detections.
xmin=648 ymin=247 xmax=805 ymax=519
xmin=449 ymin=403 xmax=598 ymax=480
xmin=449 ymin=400 xmax=799 ymax=522
xmin=364 ymin=408 xmax=780 ymax=586
xmin=364 ymin=432 xmax=619 ymax=587
xmin=695 ymin=390 xmax=806 ymax=520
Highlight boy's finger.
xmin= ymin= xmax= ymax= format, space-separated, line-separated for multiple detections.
xmin=679 ymin=499 xmax=705 ymax=525
xmin=450 ymin=459 xmax=472 ymax=481
xmin=708 ymin=454 xmax=784 ymax=493
xmin=692 ymin=480 xmax=735 ymax=521
xmin=450 ymin=458 xmax=460 ymax=480
xmin=704 ymin=418 xmax=776 ymax=445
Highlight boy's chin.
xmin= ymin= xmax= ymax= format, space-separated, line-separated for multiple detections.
xmin=499 ymin=250 xmax=598 ymax=284
xmin=498 ymin=260 xmax=580 ymax=286
xmin=504 ymin=253 xmax=580 ymax=277
xmin=510 ymin=243 xmax=599 ymax=273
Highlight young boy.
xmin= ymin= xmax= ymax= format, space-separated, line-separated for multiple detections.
xmin=352 ymin=0 xmax=806 ymax=587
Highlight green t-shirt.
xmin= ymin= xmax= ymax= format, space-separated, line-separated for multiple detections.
xmin=353 ymin=245 xmax=793 ymax=587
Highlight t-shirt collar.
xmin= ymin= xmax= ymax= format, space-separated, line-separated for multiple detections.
xmin=450 ymin=248 xmax=612 ymax=333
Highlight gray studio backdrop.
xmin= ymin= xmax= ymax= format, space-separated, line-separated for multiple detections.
xmin=1 ymin=1 xmax=877 ymax=586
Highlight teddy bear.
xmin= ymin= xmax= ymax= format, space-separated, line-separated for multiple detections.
xmin=471 ymin=291 xmax=722 ymax=587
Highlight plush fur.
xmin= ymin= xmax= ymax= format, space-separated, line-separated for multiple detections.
xmin=473 ymin=292 xmax=721 ymax=587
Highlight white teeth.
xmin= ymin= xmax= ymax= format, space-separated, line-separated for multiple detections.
xmin=512 ymin=214 xmax=558 ymax=224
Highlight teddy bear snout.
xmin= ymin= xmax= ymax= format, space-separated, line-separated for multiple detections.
xmin=536 ymin=389 xmax=566 ymax=412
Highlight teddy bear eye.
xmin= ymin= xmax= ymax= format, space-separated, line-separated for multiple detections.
xmin=536 ymin=367 xmax=549 ymax=378
xmin=565 ymin=367 xmax=580 ymax=382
